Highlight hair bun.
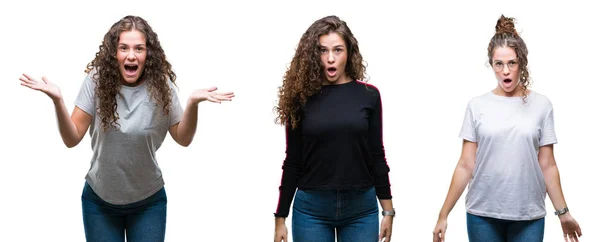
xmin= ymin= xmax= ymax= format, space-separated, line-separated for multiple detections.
xmin=495 ymin=15 xmax=518 ymax=36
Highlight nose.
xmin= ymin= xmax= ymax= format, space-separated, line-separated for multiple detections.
xmin=327 ymin=52 xmax=335 ymax=64
xmin=126 ymin=50 xmax=136 ymax=61
xmin=502 ymin=65 xmax=511 ymax=75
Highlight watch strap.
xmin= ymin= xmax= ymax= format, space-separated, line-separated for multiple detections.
xmin=382 ymin=209 xmax=395 ymax=217
xmin=554 ymin=207 xmax=569 ymax=216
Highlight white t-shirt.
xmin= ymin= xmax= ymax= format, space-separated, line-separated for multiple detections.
xmin=75 ymin=69 xmax=183 ymax=205
xmin=459 ymin=90 xmax=557 ymax=220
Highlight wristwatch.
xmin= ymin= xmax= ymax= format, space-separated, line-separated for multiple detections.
xmin=382 ymin=208 xmax=395 ymax=217
xmin=554 ymin=207 xmax=569 ymax=216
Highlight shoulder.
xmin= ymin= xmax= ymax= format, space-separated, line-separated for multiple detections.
xmin=166 ymin=79 xmax=178 ymax=90
xmin=83 ymin=68 xmax=99 ymax=86
xmin=529 ymin=90 xmax=552 ymax=107
xmin=355 ymin=80 xmax=381 ymax=97
xmin=465 ymin=91 xmax=491 ymax=108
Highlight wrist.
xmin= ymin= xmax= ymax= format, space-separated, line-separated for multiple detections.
xmin=558 ymin=211 xmax=571 ymax=221
xmin=187 ymin=97 xmax=200 ymax=107
xmin=554 ymin=206 xmax=569 ymax=216
xmin=382 ymin=208 xmax=395 ymax=217
xmin=52 ymin=96 xmax=64 ymax=105
xmin=275 ymin=217 xmax=286 ymax=225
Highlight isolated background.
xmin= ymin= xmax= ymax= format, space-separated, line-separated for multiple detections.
xmin=1 ymin=0 xmax=598 ymax=241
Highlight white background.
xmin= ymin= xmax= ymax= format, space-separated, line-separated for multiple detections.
xmin=1 ymin=0 xmax=598 ymax=241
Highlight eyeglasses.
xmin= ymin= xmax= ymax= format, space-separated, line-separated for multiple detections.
xmin=492 ymin=59 xmax=519 ymax=72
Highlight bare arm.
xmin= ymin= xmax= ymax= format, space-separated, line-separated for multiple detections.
xmin=379 ymin=198 xmax=393 ymax=211
xmin=538 ymin=145 xmax=582 ymax=240
xmin=433 ymin=140 xmax=477 ymax=242
xmin=378 ymin=198 xmax=394 ymax=242
xmin=169 ymin=98 xmax=198 ymax=147
xmin=55 ymin=99 xmax=92 ymax=148
xmin=20 ymin=74 xmax=92 ymax=148
xmin=438 ymin=140 xmax=477 ymax=219
xmin=538 ymin=145 xmax=567 ymax=212
xmin=169 ymin=87 xmax=234 ymax=147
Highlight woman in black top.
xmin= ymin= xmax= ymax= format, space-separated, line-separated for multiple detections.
xmin=273 ymin=15 xmax=394 ymax=242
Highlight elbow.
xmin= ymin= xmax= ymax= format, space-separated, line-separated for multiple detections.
xmin=172 ymin=133 xmax=192 ymax=147
xmin=540 ymin=161 xmax=557 ymax=174
xmin=282 ymin=159 xmax=302 ymax=174
xmin=177 ymin=140 xmax=191 ymax=147
xmin=64 ymin=140 xmax=79 ymax=148
xmin=457 ymin=158 xmax=475 ymax=173
xmin=177 ymin=138 xmax=192 ymax=147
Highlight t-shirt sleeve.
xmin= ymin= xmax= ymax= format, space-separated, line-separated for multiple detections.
xmin=168 ymin=81 xmax=184 ymax=126
xmin=74 ymin=71 xmax=97 ymax=116
xmin=459 ymin=102 xmax=477 ymax=142
xmin=540 ymin=107 xmax=558 ymax=146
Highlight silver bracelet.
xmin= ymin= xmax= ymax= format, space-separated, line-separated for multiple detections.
xmin=382 ymin=208 xmax=395 ymax=217
xmin=554 ymin=207 xmax=569 ymax=216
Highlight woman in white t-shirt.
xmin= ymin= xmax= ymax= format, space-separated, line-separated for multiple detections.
xmin=432 ymin=15 xmax=582 ymax=242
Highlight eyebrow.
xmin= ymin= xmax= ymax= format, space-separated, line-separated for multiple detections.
xmin=319 ymin=44 xmax=346 ymax=49
xmin=493 ymin=59 xmax=518 ymax=62
xmin=118 ymin=43 xmax=146 ymax=47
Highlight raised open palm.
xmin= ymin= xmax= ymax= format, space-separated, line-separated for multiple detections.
xmin=19 ymin=73 xmax=62 ymax=101
xmin=190 ymin=86 xmax=234 ymax=104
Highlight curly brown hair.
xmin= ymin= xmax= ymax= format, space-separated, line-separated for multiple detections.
xmin=85 ymin=15 xmax=176 ymax=131
xmin=275 ymin=15 xmax=367 ymax=129
xmin=488 ymin=15 xmax=531 ymax=103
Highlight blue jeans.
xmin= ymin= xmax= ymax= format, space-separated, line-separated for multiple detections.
xmin=81 ymin=182 xmax=167 ymax=242
xmin=466 ymin=212 xmax=545 ymax=242
xmin=292 ymin=187 xmax=379 ymax=242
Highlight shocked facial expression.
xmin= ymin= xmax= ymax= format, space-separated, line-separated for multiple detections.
xmin=319 ymin=32 xmax=350 ymax=85
xmin=116 ymin=30 xmax=147 ymax=86
xmin=492 ymin=46 xmax=521 ymax=96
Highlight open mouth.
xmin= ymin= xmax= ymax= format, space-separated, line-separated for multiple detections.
xmin=503 ymin=78 xmax=512 ymax=83
xmin=124 ymin=64 xmax=139 ymax=76
xmin=326 ymin=67 xmax=337 ymax=76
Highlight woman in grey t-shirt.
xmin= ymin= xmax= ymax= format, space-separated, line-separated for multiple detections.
xmin=432 ymin=15 xmax=582 ymax=242
xmin=19 ymin=15 xmax=234 ymax=242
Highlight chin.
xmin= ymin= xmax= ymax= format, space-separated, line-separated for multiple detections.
xmin=120 ymin=74 xmax=139 ymax=84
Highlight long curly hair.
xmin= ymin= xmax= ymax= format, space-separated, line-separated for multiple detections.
xmin=275 ymin=15 xmax=367 ymax=129
xmin=85 ymin=15 xmax=176 ymax=131
xmin=488 ymin=15 xmax=531 ymax=103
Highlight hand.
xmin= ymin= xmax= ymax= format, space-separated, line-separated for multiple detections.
xmin=379 ymin=216 xmax=393 ymax=242
xmin=274 ymin=219 xmax=288 ymax=242
xmin=189 ymin=86 xmax=234 ymax=104
xmin=19 ymin=73 xmax=63 ymax=102
xmin=559 ymin=213 xmax=582 ymax=242
xmin=432 ymin=218 xmax=448 ymax=242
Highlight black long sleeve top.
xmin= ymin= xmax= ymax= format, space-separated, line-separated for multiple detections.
xmin=275 ymin=80 xmax=392 ymax=218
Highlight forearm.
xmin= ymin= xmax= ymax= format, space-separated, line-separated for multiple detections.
xmin=542 ymin=164 xmax=567 ymax=211
xmin=438 ymin=164 xmax=472 ymax=219
xmin=175 ymin=98 xmax=199 ymax=146
xmin=53 ymin=98 xmax=81 ymax=148
xmin=379 ymin=198 xmax=393 ymax=211
xmin=275 ymin=217 xmax=285 ymax=225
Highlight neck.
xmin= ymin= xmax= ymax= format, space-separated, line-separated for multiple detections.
xmin=323 ymin=74 xmax=352 ymax=86
xmin=493 ymin=84 xmax=525 ymax=97
xmin=121 ymin=79 xmax=143 ymax=87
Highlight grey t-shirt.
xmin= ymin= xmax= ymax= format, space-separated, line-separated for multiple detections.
xmin=459 ymin=91 xmax=557 ymax=220
xmin=74 ymin=69 xmax=183 ymax=205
